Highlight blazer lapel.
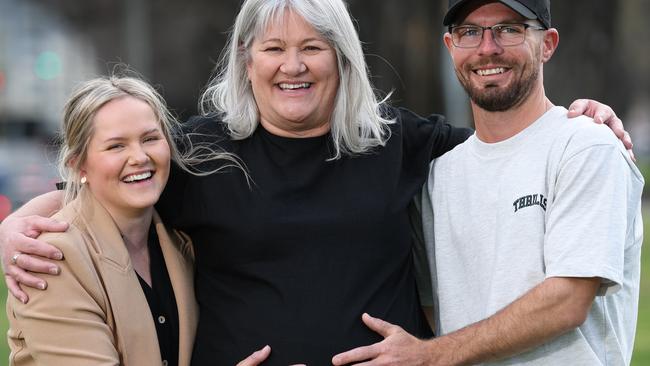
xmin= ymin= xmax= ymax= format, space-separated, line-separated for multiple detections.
xmin=154 ymin=212 xmax=198 ymax=366
xmin=77 ymin=193 xmax=162 ymax=366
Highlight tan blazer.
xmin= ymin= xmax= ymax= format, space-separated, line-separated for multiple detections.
xmin=6 ymin=192 xmax=198 ymax=366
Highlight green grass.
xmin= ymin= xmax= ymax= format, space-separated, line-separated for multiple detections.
xmin=632 ymin=211 xmax=650 ymax=365
xmin=1 ymin=282 xmax=7 ymax=361
xmin=1 ymin=214 xmax=649 ymax=363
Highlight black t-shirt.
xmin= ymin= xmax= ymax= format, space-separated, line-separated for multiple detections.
xmin=156 ymin=107 xmax=472 ymax=365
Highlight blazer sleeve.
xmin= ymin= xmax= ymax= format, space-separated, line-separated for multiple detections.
xmin=8 ymin=229 xmax=121 ymax=366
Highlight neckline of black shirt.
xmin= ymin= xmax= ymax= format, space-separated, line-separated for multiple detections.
xmin=135 ymin=225 xmax=180 ymax=366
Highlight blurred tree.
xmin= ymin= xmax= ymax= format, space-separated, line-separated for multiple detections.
xmin=546 ymin=1 xmax=628 ymax=113
xmin=29 ymin=0 xmax=649 ymax=125
xmin=348 ymin=0 xmax=446 ymax=115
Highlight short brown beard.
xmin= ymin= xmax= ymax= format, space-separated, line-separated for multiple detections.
xmin=457 ymin=52 xmax=541 ymax=112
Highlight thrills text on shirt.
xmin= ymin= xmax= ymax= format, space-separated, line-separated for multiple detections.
xmin=512 ymin=194 xmax=547 ymax=213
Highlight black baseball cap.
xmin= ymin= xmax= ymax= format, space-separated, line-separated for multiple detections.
xmin=443 ymin=0 xmax=551 ymax=29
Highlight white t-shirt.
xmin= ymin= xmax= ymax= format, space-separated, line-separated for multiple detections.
xmin=419 ymin=106 xmax=644 ymax=365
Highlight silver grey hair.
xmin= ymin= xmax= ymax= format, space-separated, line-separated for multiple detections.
xmin=59 ymin=75 xmax=243 ymax=204
xmin=200 ymin=0 xmax=394 ymax=159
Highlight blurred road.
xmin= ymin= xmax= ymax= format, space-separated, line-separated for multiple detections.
xmin=0 ymin=138 xmax=58 ymax=218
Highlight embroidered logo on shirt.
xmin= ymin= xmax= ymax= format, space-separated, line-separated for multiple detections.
xmin=513 ymin=194 xmax=547 ymax=212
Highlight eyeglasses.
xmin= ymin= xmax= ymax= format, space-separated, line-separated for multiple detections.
xmin=449 ymin=23 xmax=546 ymax=48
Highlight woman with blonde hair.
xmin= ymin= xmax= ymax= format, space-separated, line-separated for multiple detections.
xmin=6 ymin=75 xmax=267 ymax=366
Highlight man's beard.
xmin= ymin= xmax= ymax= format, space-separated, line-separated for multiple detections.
xmin=457 ymin=56 xmax=540 ymax=112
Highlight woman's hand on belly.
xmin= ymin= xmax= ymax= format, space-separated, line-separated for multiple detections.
xmin=236 ymin=345 xmax=307 ymax=366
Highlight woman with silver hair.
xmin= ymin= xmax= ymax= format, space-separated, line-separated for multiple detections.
xmin=0 ymin=0 xmax=629 ymax=364
xmin=159 ymin=0 xmax=468 ymax=363
xmin=202 ymin=0 xmax=397 ymax=159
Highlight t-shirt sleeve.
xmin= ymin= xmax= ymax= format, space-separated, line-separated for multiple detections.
xmin=395 ymin=107 xmax=473 ymax=160
xmin=544 ymin=143 xmax=633 ymax=295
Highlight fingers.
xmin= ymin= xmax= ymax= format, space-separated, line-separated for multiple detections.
xmin=1 ymin=235 xmax=62 ymax=294
xmin=6 ymin=275 xmax=28 ymax=304
xmin=0 ymin=215 xmax=65 ymax=303
xmin=332 ymin=343 xmax=380 ymax=366
xmin=6 ymin=264 xmax=48 ymax=290
xmin=586 ymin=101 xmax=615 ymax=124
xmin=566 ymin=99 xmax=635 ymax=155
xmin=13 ymin=252 xmax=60 ymax=275
xmin=567 ymin=99 xmax=589 ymax=117
xmin=236 ymin=345 xmax=271 ymax=366
xmin=604 ymin=119 xmax=634 ymax=160
xmin=598 ymin=112 xmax=635 ymax=153
xmin=603 ymin=114 xmax=624 ymax=135
xmin=567 ymin=99 xmax=616 ymax=125
xmin=18 ymin=216 xmax=68 ymax=242
xmin=2 ymin=234 xmax=64 ymax=271
xmin=361 ymin=313 xmax=401 ymax=338
xmin=332 ymin=313 xmax=404 ymax=364
xmin=1 ymin=216 xmax=66 ymax=264
xmin=620 ymin=130 xmax=634 ymax=152
xmin=24 ymin=216 xmax=69 ymax=235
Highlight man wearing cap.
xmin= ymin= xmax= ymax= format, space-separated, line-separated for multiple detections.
xmin=333 ymin=1 xmax=643 ymax=365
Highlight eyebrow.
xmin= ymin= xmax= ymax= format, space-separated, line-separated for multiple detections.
xmin=260 ymin=37 xmax=326 ymax=44
xmin=102 ymin=128 xmax=161 ymax=143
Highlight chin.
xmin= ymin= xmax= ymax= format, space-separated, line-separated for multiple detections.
xmin=279 ymin=111 xmax=311 ymax=123
xmin=128 ymin=195 xmax=161 ymax=211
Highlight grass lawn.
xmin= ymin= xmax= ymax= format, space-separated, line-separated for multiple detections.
xmin=632 ymin=210 xmax=650 ymax=365
xmin=0 ymin=211 xmax=649 ymax=363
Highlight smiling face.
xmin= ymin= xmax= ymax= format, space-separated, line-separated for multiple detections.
xmin=444 ymin=2 xmax=547 ymax=111
xmin=80 ymin=96 xmax=170 ymax=219
xmin=246 ymin=10 xmax=340 ymax=137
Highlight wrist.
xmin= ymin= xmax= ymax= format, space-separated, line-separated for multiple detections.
xmin=425 ymin=334 xmax=468 ymax=366
xmin=428 ymin=331 xmax=476 ymax=366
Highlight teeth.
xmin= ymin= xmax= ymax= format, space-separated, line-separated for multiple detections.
xmin=123 ymin=171 xmax=152 ymax=183
xmin=477 ymin=68 xmax=505 ymax=76
xmin=279 ymin=82 xmax=311 ymax=90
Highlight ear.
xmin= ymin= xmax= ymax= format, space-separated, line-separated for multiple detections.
xmin=541 ymin=28 xmax=559 ymax=63
xmin=69 ymin=155 xmax=86 ymax=177
xmin=242 ymin=43 xmax=253 ymax=83
xmin=443 ymin=32 xmax=454 ymax=54
xmin=245 ymin=61 xmax=253 ymax=85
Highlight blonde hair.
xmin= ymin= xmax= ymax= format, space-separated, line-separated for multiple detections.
xmin=59 ymin=74 xmax=242 ymax=204
xmin=200 ymin=0 xmax=394 ymax=160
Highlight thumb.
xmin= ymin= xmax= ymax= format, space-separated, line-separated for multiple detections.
xmin=362 ymin=313 xmax=401 ymax=338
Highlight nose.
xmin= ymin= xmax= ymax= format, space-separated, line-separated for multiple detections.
xmin=128 ymin=144 xmax=150 ymax=165
xmin=279 ymin=48 xmax=306 ymax=75
xmin=477 ymin=29 xmax=503 ymax=56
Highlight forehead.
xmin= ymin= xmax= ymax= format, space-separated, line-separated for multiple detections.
xmin=457 ymin=2 xmax=524 ymax=25
xmin=257 ymin=9 xmax=323 ymax=41
xmin=91 ymin=96 xmax=159 ymax=137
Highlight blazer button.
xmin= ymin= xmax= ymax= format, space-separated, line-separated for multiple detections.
xmin=158 ymin=315 xmax=166 ymax=324
xmin=162 ymin=360 xmax=168 ymax=366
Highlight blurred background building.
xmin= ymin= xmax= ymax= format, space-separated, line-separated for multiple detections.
xmin=0 ymin=0 xmax=648 ymax=212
